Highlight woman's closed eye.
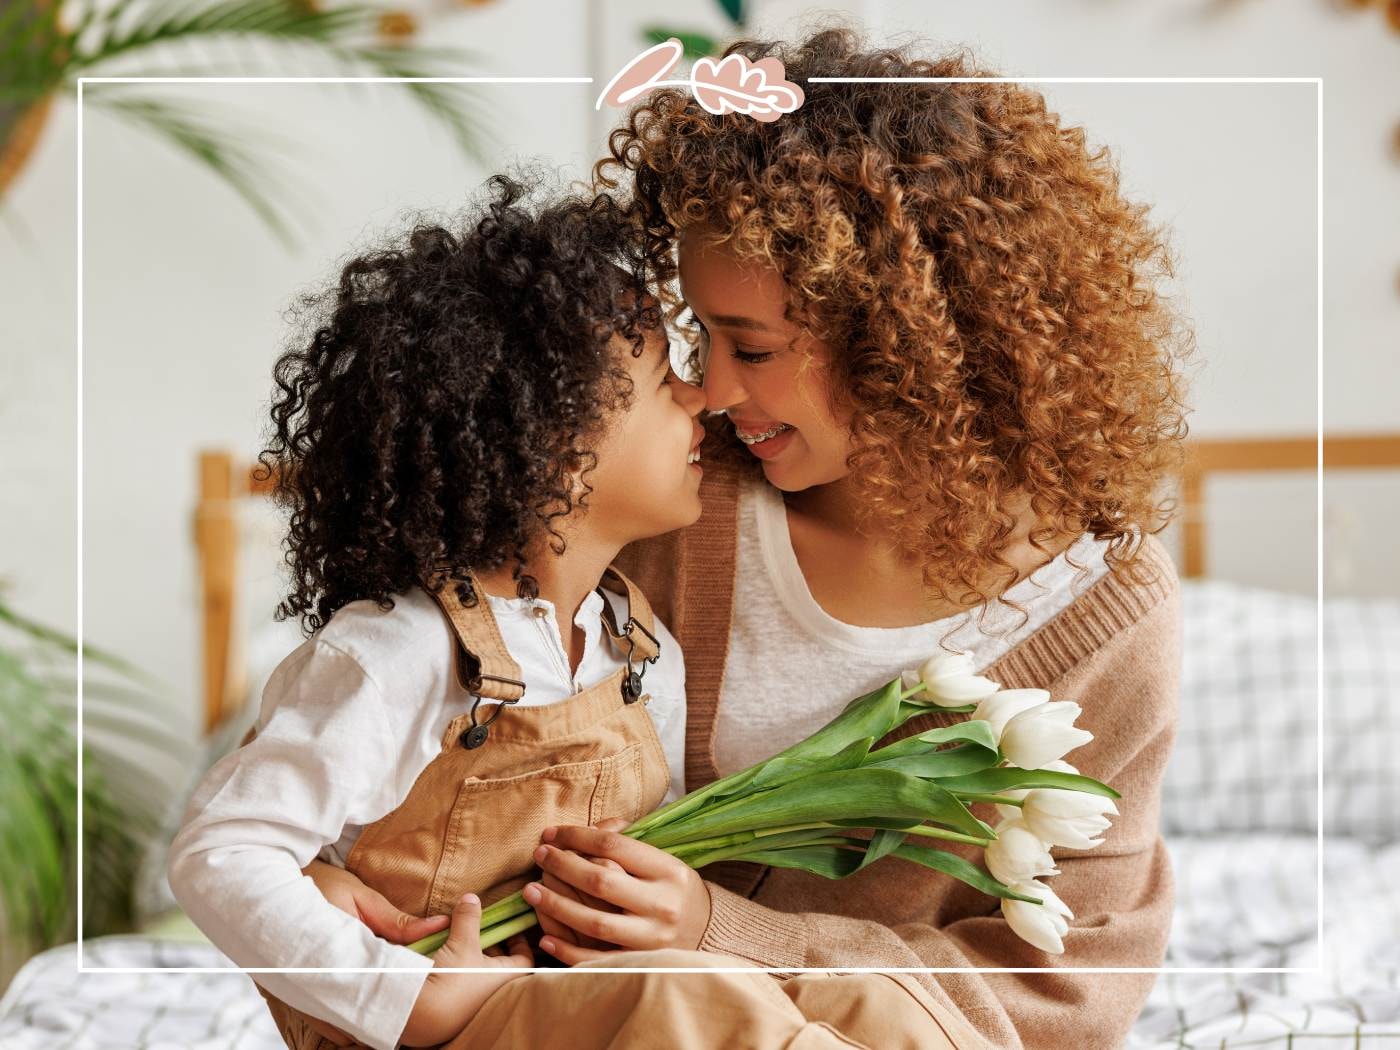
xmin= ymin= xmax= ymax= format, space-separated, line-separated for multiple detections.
xmin=682 ymin=310 xmax=775 ymax=366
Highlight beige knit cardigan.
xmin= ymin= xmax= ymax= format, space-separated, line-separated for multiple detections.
xmin=614 ymin=454 xmax=1180 ymax=1050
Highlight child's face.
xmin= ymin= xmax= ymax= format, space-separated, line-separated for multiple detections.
xmin=583 ymin=312 xmax=708 ymax=545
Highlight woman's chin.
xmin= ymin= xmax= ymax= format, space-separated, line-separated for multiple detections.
xmin=758 ymin=459 xmax=806 ymax=491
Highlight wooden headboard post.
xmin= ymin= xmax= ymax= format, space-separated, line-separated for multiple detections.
xmin=194 ymin=450 xmax=240 ymax=736
xmin=1180 ymin=433 xmax=1400 ymax=578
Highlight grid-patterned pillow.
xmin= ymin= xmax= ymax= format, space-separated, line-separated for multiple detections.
xmin=1160 ymin=580 xmax=1400 ymax=840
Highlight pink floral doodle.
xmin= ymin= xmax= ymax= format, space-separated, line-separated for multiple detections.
xmin=595 ymin=38 xmax=804 ymax=123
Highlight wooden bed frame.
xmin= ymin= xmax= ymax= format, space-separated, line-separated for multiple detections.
xmin=193 ymin=433 xmax=1400 ymax=736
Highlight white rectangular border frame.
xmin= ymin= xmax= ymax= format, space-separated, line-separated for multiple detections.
xmin=76 ymin=72 xmax=1321 ymax=980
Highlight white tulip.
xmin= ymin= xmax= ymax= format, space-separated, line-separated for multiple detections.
xmin=995 ymin=759 xmax=1066 ymax=817
xmin=1000 ymin=701 xmax=1093 ymax=770
xmin=983 ymin=818 xmax=1059 ymax=886
xmin=993 ymin=760 xmax=1117 ymax=849
xmin=1002 ymin=878 xmax=1074 ymax=954
xmin=1015 ymin=791 xmax=1117 ymax=850
xmin=903 ymin=650 xmax=1000 ymax=708
xmin=971 ymin=688 xmax=1050 ymax=740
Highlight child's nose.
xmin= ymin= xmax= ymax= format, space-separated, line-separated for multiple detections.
xmin=673 ymin=372 xmax=707 ymax=417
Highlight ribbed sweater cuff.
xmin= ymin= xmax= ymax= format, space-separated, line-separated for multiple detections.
xmin=699 ymin=880 xmax=808 ymax=970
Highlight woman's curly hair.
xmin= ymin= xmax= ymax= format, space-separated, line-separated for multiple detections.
xmin=260 ymin=173 xmax=663 ymax=634
xmin=595 ymin=25 xmax=1195 ymax=612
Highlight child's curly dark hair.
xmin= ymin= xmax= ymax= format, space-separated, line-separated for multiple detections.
xmin=260 ymin=174 xmax=664 ymax=634
xmin=595 ymin=25 xmax=1196 ymax=609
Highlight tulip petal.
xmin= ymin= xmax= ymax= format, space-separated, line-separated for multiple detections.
xmin=1002 ymin=897 xmax=1067 ymax=954
xmin=1000 ymin=702 xmax=1094 ymax=769
xmin=972 ymin=689 xmax=1050 ymax=740
xmin=927 ymin=674 xmax=1001 ymax=706
xmin=1000 ymin=879 xmax=1074 ymax=954
xmin=984 ymin=820 xmax=1059 ymax=885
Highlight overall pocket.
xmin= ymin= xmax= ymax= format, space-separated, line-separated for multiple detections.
xmin=427 ymin=741 xmax=645 ymax=913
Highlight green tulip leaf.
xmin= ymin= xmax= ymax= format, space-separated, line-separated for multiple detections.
xmin=743 ymin=736 xmax=875 ymax=792
xmin=741 ymin=844 xmax=866 ymax=880
xmin=935 ymin=768 xmax=1120 ymax=800
xmin=868 ymin=720 xmax=998 ymax=760
xmin=894 ymin=700 xmax=978 ymax=726
xmin=645 ymin=766 xmax=991 ymax=849
xmin=891 ymin=843 xmax=1043 ymax=903
xmin=865 ymin=744 xmax=1001 ymax=780
xmin=856 ymin=827 xmax=907 ymax=872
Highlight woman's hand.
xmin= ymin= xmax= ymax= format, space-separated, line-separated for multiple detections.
xmin=524 ymin=817 xmax=712 ymax=963
xmin=301 ymin=858 xmax=451 ymax=946
xmin=531 ymin=820 xmax=628 ymax=956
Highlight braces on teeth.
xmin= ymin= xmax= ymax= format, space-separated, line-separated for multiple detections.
xmin=737 ymin=423 xmax=792 ymax=445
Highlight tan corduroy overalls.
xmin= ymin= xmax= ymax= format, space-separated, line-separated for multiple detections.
xmin=249 ymin=566 xmax=960 ymax=1050
xmin=250 ymin=565 xmax=669 ymax=1048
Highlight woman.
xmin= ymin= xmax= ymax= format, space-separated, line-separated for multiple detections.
xmin=298 ymin=26 xmax=1193 ymax=1050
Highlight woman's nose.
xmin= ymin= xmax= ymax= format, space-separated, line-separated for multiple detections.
xmin=700 ymin=347 xmax=746 ymax=413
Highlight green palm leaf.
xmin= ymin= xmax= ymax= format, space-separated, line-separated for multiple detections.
xmin=3 ymin=0 xmax=496 ymax=242
xmin=86 ymin=91 xmax=308 ymax=244
xmin=0 ymin=596 xmax=188 ymax=954
xmin=65 ymin=0 xmax=375 ymax=74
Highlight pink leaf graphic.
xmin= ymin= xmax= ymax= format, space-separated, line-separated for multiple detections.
xmin=690 ymin=53 xmax=804 ymax=123
xmin=595 ymin=38 xmax=685 ymax=110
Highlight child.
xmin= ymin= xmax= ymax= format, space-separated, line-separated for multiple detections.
xmin=166 ymin=174 xmax=707 ymax=1050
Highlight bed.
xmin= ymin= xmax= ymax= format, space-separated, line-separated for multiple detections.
xmin=3 ymin=435 xmax=1397 ymax=1049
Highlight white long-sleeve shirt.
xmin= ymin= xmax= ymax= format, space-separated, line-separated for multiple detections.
xmin=167 ymin=583 xmax=687 ymax=1050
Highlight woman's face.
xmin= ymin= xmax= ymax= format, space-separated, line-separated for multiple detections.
xmin=677 ymin=231 xmax=855 ymax=492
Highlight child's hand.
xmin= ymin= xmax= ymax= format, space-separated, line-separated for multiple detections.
xmin=524 ymin=818 xmax=712 ymax=963
xmin=301 ymin=858 xmax=450 ymax=947
xmin=399 ymin=893 xmax=534 ymax=1048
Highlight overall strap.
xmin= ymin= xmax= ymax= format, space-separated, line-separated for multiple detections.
xmin=424 ymin=568 xmax=526 ymax=703
xmin=597 ymin=564 xmax=661 ymax=664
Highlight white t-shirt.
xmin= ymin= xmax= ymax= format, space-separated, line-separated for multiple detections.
xmin=714 ymin=476 xmax=1112 ymax=777
xmin=167 ymin=583 xmax=686 ymax=1050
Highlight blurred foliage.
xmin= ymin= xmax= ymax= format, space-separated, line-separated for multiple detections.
xmin=0 ymin=596 xmax=196 ymax=957
xmin=644 ymin=0 xmax=745 ymax=61
xmin=0 ymin=0 xmax=497 ymax=244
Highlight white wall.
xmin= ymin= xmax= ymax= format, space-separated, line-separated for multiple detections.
xmin=2 ymin=0 xmax=1396 ymax=717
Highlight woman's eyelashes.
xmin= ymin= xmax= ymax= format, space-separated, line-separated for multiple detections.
xmin=682 ymin=310 xmax=774 ymax=365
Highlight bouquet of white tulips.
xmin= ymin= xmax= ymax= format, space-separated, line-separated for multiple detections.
xmin=409 ymin=652 xmax=1116 ymax=958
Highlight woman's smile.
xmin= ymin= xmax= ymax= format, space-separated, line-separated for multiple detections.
xmin=732 ymin=419 xmax=797 ymax=459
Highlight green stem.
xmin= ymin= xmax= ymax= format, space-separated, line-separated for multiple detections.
xmin=479 ymin=909 xmax=540 ymax=950
xmin=405 ymin=906 xmax=540 ymax=956
xmin=665 ymin=829 xmax=758 ymax=858
xmin=683 ymin=835 xmax=854 ymax=869
xmin=953 ymin=793 xmax=1024 ymax=807
xmin=635 ymin=677 xmax=928 ymax=840
xmin=405 ymin=889 xmax=532 ymax=956
xmin=753 ymin=822 xmax=833 ymax=838
xmin=641 ymin=789 xmax=773 ymax=848
xmin=625 ymin=767 xmax=757 ymax=838
xmin=659 ymin=820 xmax=836 ymax=861
xmin=897 ymin=824 xmax=993 ymax=848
